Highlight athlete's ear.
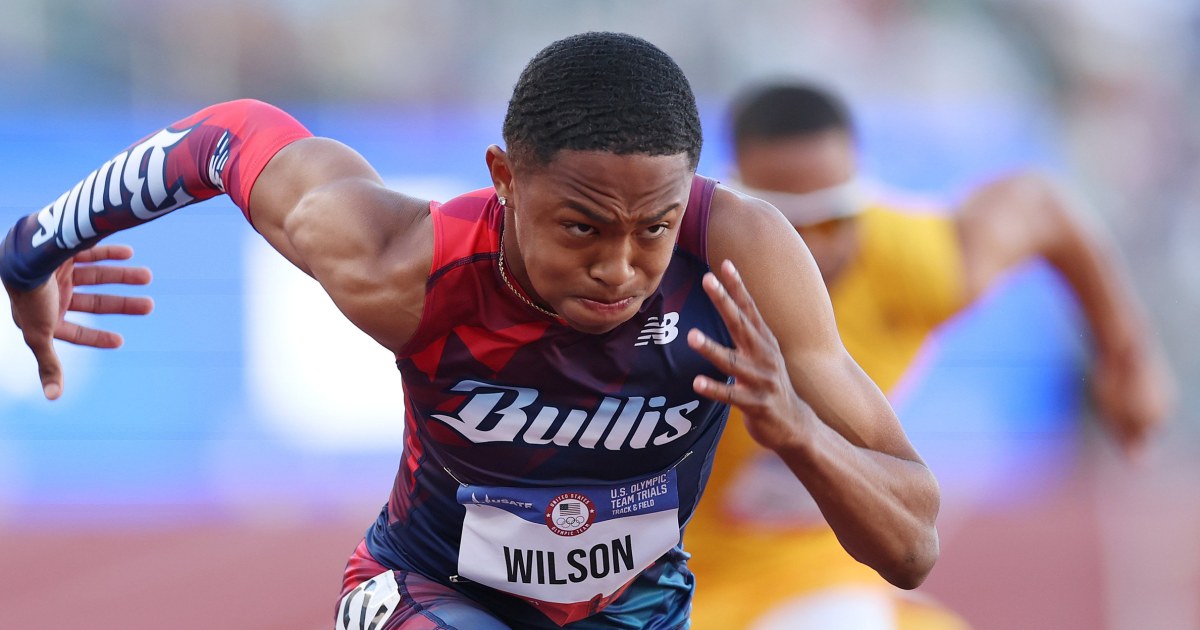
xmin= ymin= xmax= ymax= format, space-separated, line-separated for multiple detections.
xmin=485 ymin=145 xmax=514 ymax=203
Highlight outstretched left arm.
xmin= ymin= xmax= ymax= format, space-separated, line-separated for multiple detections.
xmin=0 ymin=99 xmax=314 ymax=399
xmin=697 ymin=186 xmax=941 ymax=589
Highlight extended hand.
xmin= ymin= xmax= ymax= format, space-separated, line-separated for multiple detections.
xmin=687 ymin=259 xmax=808 ymax=451
xmin=1091 ymin=341 xmax=1176 ymax=462
xmin=5 ymin=244 xmax=153 ymax=400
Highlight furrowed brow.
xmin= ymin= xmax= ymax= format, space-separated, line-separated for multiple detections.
xmin=565 ymin=201 xmax=615 ymax=225
xmin=640 ymin=205 xmax=680 ymax=224
xmin=565 ymin=202 xmax=680 ymax=225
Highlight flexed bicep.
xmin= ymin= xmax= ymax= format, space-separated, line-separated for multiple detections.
xmin=247 ymin=139 xmax=434 ymax=352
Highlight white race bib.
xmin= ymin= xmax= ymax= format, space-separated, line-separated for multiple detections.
xmin=455 ymin=469 xmax=681 ymax=607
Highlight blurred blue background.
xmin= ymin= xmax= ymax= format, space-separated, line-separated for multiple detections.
xmin=1 ymin=1 xmax=1197 ymax=629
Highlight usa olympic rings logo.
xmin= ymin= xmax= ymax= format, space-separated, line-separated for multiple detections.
xmin=545 ymin=492 xmax=596 ymax=537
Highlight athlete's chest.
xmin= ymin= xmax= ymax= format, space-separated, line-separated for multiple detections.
xmin=399 ymin=260 xmax=730 ymax=481
xmin=424 ymin=285 xmax=723 ymax=437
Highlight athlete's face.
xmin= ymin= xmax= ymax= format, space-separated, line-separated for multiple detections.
xmin=735 ymin=130 xmax=859 ymax=284
xmin=488 ymin=147 xmax=693 ymax=334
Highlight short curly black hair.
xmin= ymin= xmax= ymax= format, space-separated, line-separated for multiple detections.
xmin=502 ymin=32 xmax=702 ymax=171
xmin=730 ymin=82 xmax=853 ymax=147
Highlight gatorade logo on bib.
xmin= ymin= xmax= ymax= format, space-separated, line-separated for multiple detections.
xmin=545 ymin=493 xmax=596 ymax=536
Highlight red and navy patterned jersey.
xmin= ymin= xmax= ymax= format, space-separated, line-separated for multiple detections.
xmin=365 ymin=175 xmax=731 ymax=628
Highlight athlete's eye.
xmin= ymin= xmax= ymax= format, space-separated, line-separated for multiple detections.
xmin=643 ymin=223 xmax=670 ymax=238
xmin=564 ymin=223 xmax=595 ymax=237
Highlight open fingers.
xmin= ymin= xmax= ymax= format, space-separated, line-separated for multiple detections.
xmin=53 ymin=320 xmax=124 ymax=349
xmin=689 ymin=328 xmax=741 ymax=376
xmin=73 ymin=244 xmax=135 ymax=264
xmin=716 ymin=260 xmax=768 ymax=332
xmin=73 ymin=264 xmax=152 ymax=287
xmin=701 ymin=261 xmax=769 ymax=348
xmin=690 ymin=261 xmax=790 ymax=408
xmin=22 ymin=333 xmax=64 ymax=400
xmin=69 ymin=292 xmax=155 ymax=315
xmin=690 ymin=260 xmax=779 ymax=378
xmin=696 ymin=374 xmax=739 ymax=403
xmin=687 ymin=327 xmax=773 ymax=404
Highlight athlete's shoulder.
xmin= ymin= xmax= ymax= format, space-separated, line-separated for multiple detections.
xmin=426 ymin=187 xmax=503 ymax=266
xmin=710 ymin=180 xmax=794 ymax=225
xmin=707 ymin=181 xmax=804 ymax=266
xmin=437 ymin=187 xmax=499 ymax=219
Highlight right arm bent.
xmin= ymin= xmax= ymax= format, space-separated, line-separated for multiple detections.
xmin=246 ymin=137 xmax=433 ymax=352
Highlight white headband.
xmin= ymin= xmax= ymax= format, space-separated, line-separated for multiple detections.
xmin=727 ymin=177 xmax=869 ymax=227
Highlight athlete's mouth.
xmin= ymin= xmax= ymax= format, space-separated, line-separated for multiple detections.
xmin=576 ymin=295 xmax=637 ymax=312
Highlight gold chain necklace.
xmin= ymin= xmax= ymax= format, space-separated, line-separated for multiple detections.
xmin=497 ymin=218 xmax=559 ymax=319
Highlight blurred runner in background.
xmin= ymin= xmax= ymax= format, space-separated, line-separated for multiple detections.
xmin=686 ymin=81 xmax=1176 ymax=630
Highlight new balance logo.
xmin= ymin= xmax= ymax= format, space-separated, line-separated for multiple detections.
xmin=636 ymin=312 xmax=679 ymax=346
xmin=207 ymin=130 xmax=232 ymax=193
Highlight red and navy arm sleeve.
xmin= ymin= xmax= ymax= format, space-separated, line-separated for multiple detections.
xmin=0 ymin=99 xmax=312 ymax=291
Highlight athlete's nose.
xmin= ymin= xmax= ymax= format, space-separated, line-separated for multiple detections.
xmin=589 ymin=238 xmax=636 ymax=287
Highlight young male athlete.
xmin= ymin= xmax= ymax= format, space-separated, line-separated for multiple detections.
xmin=685 ymin=82 xmax=1176 ymax=629
xmin=1 ymin=35 xmax=942 ymax=629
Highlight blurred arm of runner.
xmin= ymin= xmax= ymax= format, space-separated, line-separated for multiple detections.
xmin=692 ymin=186 xmax=941 ymax=590
xmin=954 ymin=173 xmax=1176 ymax=460
xmin=2 ymin=100 xmax=432 ymax=400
